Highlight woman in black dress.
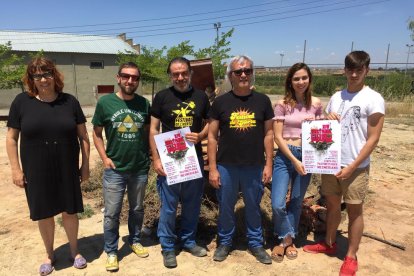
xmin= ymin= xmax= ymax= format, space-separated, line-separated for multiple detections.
xmin=6 ymin=57 xmax=90 ymax=275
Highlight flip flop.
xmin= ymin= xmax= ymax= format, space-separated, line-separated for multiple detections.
xmin=271 ymin=245 xmax=285 ymax=262
xmin=72 ymin=255 xmax=87 ymax=269
xmin=39 ymin=263 xmax=54 ymax=276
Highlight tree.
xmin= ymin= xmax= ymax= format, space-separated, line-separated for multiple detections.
xmin=0 ymin=42 xmax=25 ymax=90
xmin=117 ymin=30 xmax=235 ymax=91
xmin=166 ymin=41 xmax=194 ymax=62
xmin=194 ymin=28 xmax=234 ymax=80
xmin=409 ymin=19 xmax=414 ymax=41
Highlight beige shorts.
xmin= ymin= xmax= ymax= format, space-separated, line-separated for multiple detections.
xmin=321 ymin=166 xmax=370 ymax=204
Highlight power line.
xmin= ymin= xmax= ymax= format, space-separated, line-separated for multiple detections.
xmin=1 ymin=0 xmax=388 ymax=44
xmin=0 ymin=0 xmax=333 ymax=37
xmin=3 ymin=0 xmax=292 ymax=31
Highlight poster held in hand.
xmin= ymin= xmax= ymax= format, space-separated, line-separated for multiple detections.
xmin=154 ymin=127 xmax=203 ymax=185
xmin=302 ymin=120 xmax=341 ymax=174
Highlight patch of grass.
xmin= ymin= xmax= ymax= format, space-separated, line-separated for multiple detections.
xmin=56 ymin=204 xmax=96 ymax=226
xmin=385 ymin=100 xmax=414 ymax=118
xmin=78 ymin=204 xmax=95 ymax=219
xmin=82 ymin=160 xmax=104 ymax=194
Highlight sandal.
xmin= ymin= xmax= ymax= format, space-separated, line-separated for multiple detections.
xmin=271 ymin=245 xmax=285 ymax=262
xmin=285 ymin=244 xmax=298 ymax=260
xmin=39 ymin=263 xmax=54 ymax=276
xmin=72 ymin=255 xmax=87 ymax=269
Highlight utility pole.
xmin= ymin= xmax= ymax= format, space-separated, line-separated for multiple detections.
xmin=351 ymin=41 xmax=354 ymax=52
xmin=213 ymin=22 xmax=221 ymax=82
xmin=385 ymin=43 xmax=390 ymax=71
xmin=405 ymin=44 xmax=413 ymax=76
xmin=214 ymin=22 xmax=221 ymax=49
xmin=303 ymin=40 xmax=307 ymax=63
xmin=278 ymin=53 xmax=285 ymax=85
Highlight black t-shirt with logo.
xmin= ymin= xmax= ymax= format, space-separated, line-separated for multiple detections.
xmin=209 ymin=90 xmax=274 ymax=166
xmin=151 ymin=86 xmax=210 ymax=156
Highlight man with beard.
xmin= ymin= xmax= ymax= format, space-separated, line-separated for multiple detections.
xmin=208 ymin=55 xmax=273 ymax=264
xmin=92 ymin=62 xmax=151 ymax=272
xmin=149 ymin=57 xmax=210 ymax=268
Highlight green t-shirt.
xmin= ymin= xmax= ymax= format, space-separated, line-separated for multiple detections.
xmin=92 ymin=93 xmax=150 ymax=173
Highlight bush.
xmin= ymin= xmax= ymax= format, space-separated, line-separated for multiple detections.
xmin=55 ymin=204 xmax=95 ymax=226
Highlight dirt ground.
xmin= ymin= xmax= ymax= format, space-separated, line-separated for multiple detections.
xmin=0 ymin=113 xmax=413 ymax=276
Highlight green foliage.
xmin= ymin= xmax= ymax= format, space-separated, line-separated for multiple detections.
xmin=117 ymin=47 xmax=168 ymax=84
xmin=312 ymin=75 xmax=345 ymax=96
xmin=368 ymin=72 xmax=413 ymax=100
xmin=117 ymin=29 xmax=235 ymax=89
xmin=30 ymin=49 xmax=45 ymax=59
xmin=194 ymin=28 xmax=234 ymax=80
xmin=166 ymin=41 xmax=194 ymax=61
xmin=0 ymin=42 xmax=25 ymax=89
xmin=254 ymin=71 xmax=413 ymax=100
xmin=409 ymin=19 xmax=414 ymax=41
xmin=55 ymin=204 xmax=96 ymax=226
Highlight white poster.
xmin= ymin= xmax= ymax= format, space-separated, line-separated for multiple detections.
xmin=302 ymin=120 xmax=341 ymax=174
xmin=154 ymin=127 xmax=203 ymax=185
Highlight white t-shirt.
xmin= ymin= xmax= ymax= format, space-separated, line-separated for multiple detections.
xmin=326 ymin=86 xmax=385 ymax=168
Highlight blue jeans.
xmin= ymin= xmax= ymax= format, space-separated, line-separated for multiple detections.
xmin=103 ymin=169 xmax=148 ymax=254
xmin=156 ymin=157 xmax=204 ymax=252
xmin=216 ymin=164 xmax=264 ymax=248
xmin=271 ymin=145 xmax=311 ymax=239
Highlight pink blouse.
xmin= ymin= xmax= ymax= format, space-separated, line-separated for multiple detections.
xmin=273 ymin=102 xmax=323 ymax=138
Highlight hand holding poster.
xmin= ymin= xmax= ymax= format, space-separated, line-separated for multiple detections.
xmin=302 ymin=120 xmax=341 ymax=174
xmin=154 ymin=127 xmax=203 ymax=185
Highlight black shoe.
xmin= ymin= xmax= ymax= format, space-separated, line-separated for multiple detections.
xmin=250 ymin=247 xmax=272 ymax=264
xmin=213 ymin=245 xmax=231 ymax=262
xmin=184 ymin=244 xmax=207 ymax=257
xmin=162 ymin=251 xmax=177 ymax=268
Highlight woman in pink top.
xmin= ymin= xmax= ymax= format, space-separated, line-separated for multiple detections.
xmin=271 ymin=63 xmax=323 ymax=262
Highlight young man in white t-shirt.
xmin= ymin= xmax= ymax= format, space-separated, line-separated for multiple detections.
xmin=303 ymin=51 xmax=385 ymax=276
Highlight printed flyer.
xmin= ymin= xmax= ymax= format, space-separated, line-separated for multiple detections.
xmin=302 ymin=120 xmax=341 ymax=174
xmin=154 ymin=127 xmax=203 ymax=185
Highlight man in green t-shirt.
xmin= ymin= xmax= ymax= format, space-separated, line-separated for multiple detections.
xmin=92 ymin=62 xmax=150 ymax=272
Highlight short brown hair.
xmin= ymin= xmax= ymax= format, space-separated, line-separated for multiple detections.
xmin=345 ymin=51 xmax=370 ymax=69
xmin=118 ymin=62 xmax=141 ymax=76
xmin=23 ymin=57 xmax=64 ymax=96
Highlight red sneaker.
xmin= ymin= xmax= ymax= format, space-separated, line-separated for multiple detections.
xmin=303 ymin=241 xmax=337 ymax=255
xmin=339 ymin=256 xmax=358 ymax=276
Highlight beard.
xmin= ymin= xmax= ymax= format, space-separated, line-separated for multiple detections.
xmin=119 ymin=82 xmax=138 ymax=95
xmin=173 ymin=79 xmax=191 ymax=93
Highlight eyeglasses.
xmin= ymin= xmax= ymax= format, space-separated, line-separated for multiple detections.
xmin=32 ymin=72 xmax=53 ymax=81
xmin=292 ymin=76 xmax=309 ymax=82
xmin=119 ymin=73 xmax=140 ymax=82
xmin=232 ymin=68 xmax=253 ymax=76
xmin=170 ymin=71 xmax=190 ymax=79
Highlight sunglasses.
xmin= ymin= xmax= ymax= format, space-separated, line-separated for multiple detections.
xmin=32 ymin=72 xmax=53 ymax=81
xmin=232 ymin=68 xmax=253 ymax=76
xmin=119 ymin=73 xmax=140 ymax=82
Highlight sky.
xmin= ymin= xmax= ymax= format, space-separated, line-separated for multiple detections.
xmin=1 ymin=0 xmax=413 ymax=68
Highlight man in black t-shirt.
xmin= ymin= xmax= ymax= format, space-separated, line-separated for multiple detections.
xmin=208 ymin=55 xmax=274 ymax=264
xmin=149 ymin=57 xmax=210 ymax=268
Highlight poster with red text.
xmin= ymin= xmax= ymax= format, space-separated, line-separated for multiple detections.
xmin=154 ymin=127 xmax=202 ymax=185
xmin=302 ymin=120 xmax=341 ymax=174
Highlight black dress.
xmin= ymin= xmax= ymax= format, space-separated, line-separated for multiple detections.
xmin=7 ymin=92 xmax=86 ymax=221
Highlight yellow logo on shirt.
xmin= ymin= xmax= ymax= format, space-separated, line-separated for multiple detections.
xmin=229 ymin=108 xmax=256 ymax=131
xmin=172 ymin=101 xmax=195 ymax=128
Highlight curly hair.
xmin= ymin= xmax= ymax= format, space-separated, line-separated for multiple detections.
xmin=23 ymin=57 xmax=64 ymax=96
